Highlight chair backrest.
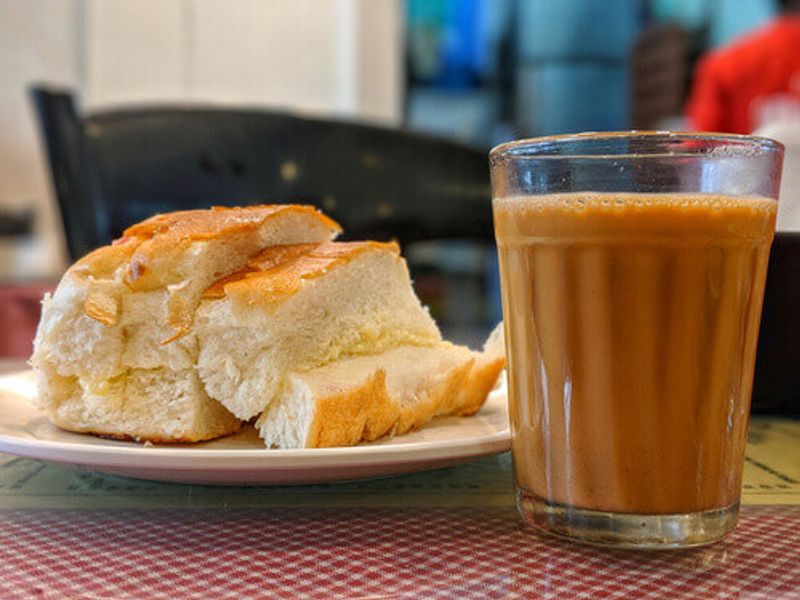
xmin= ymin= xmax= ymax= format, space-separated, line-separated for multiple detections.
xmin=31 ymin=87 xmax=493 ymax=261
xmin=753 ymin=232 xmax=800 ymax=416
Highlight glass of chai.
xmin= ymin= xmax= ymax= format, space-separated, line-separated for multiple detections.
xmin=490 ymin=132 xmax=784 ymax=548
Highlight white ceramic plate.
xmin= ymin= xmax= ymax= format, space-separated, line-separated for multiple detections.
xmin=0 ymin=370 xmax=510 ymax=485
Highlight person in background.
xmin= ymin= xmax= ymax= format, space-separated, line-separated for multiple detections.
xmin=686 ymin=0 xmax=800 ymax=134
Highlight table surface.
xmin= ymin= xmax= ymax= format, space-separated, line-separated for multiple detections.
xmin=1 ymin=361 xmax=798 ymax=599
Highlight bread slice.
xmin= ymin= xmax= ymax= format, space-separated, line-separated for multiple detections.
xmin=42 ymin=368 xmax=240 ymax=443
xmin=32 ymin=205 xmax=340 ymax=442
xmin=195 ymin=241 xmax=442 ymax=420
xmin=256 ymin=338 xmax=505 ymax=449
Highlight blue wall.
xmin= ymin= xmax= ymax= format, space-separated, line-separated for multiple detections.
xmin=515 ymin=0 xmax=642 ymax=136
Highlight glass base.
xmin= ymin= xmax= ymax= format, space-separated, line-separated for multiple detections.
xmin=517 ymin=489 xmax=738 ymax=549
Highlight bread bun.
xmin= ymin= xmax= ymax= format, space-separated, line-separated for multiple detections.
xmin=31 ymin=206 xmax=505 ymax=446
xmin=32 ymin=205 xmax=339 ymax=442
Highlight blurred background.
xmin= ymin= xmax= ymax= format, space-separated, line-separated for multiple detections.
xmin=1 ymin=0 xmax=797 ymax=358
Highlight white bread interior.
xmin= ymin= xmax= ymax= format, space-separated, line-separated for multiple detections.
xmin=256 ymin=337 xmax=505 ymax=449
xmin=42 ymin=368 xmax=240 ymax=443
xmin=195 ymin=241 xmax=442 ymax=420
xmin=31 ymin=205 xmax=340 ymax=442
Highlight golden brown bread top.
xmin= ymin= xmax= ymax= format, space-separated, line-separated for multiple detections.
xmin=71 ymin=205 xmax=342 ymax=286
xmin=203 ymin=241 xmax=401 ymax=303
xmin=122 ymin=204 xmax=340 ymax=245
xmin=64 ymin=204 xmax=341 ymax=329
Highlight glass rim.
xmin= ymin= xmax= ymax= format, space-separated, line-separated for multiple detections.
xmin=489 ymin=130 xmax=785 ymax=162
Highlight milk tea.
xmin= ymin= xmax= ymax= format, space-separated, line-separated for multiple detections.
xmin=494 ymin=192 xmax=776 ymax=514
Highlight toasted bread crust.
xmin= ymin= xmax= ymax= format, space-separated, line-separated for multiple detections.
xmin=122 ymin=205 xmax=340 ymax=241
xmin=455 ymin=357 xmax=505 ymax=417
xmin=202 ymin=241 xmax=401 ymax=302
xmin=64 ymin=205 xmax=341 ymax=326
xmin=298 ymin=351 xmax=505 ymax=449
xmin=305 ymin=370 xmax=400 ymax=448
xmin=121 ymin=205 xmax=341 ymax=288
xmin=73 ymin=205 xmax=338 ymax=280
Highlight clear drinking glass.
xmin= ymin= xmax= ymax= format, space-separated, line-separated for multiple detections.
xmin=490 ymin=132 xmax=784 ymax=548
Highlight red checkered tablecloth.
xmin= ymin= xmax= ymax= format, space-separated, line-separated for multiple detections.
xmin=1 ymin=506 xmax=798 ymax=599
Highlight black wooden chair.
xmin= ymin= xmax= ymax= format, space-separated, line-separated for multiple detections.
xmin=31 ymin=86 xmax=493 ymax=261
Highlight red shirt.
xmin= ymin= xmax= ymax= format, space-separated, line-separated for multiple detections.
xmin=686 ymin=16 xmax=800 ymax=134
